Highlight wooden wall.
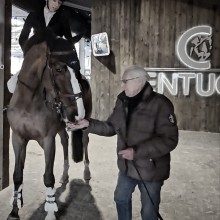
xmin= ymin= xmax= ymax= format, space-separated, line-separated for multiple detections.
xmin=91 ymin=0 xmax=220 ymax=132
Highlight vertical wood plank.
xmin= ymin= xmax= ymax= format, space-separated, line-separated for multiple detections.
xmin=91 ymin=0 xmax=102 ymax=119
xmin=0 ymin=0 xmax=11 ymax=190
xmin=148 ymin=0 xmax=160 ymax=67
xmin=140 ymin=0 xmax=150 ymax=67
xmin=109 ymin=0 xmax=121 ymax=109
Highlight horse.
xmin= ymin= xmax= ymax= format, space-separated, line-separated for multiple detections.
xmin=6 ymin=31 xmax=92 ymax=220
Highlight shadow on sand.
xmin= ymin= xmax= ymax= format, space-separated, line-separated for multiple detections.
xmin=28 ymin=179 xmax=103 ymax=220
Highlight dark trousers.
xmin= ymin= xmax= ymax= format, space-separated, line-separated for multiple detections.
xmin=114 ymin=172 xmax=163 ymax=220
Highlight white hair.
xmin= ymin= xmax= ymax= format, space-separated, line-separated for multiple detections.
xmin=123 ymin=65 xmax=150 ymax=83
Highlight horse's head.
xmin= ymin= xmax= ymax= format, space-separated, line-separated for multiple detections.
xmin=45 ymin=36 xmax=85 ymax=123
xmin=17 ymin=31 xmax=85 ymax=123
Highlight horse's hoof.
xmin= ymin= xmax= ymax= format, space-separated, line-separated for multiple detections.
xmin=7 ymin=214 xmax=20 ymax=220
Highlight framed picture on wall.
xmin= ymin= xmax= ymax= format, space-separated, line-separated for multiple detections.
xmin=91 ymin=32 xmax=110 ymax=56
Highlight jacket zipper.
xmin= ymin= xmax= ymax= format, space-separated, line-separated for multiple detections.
xmin=122 ymin=92 xmax=156 ymax=175
xmin=123 ymin=100 xmax=129 ymax=175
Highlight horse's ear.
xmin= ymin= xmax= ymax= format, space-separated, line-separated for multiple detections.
xmin=71 ymin=33 xmax=84 ymax=45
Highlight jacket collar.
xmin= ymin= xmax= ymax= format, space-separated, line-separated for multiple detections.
xmin=44 ymin=6 xmax=56 ymax=26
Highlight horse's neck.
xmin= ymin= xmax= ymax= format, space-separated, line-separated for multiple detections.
xmin=10 ymin=71 xmax=45 ymax=109
xmin=14 ymin=64 xmax=57 ymax=107
xmin=17 ymin=41 xmax=47 ymax=98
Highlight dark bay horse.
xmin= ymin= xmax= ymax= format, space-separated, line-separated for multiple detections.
xmin=7 ymin=32 xmax=92 ymax=220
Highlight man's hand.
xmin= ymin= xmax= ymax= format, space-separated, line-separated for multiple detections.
xmin=66 ymin=119 xmax=89 ymax=131
xmin=118 ymin=148 xmax=134 ymax=161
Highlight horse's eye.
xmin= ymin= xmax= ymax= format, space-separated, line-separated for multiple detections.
xmin=56 ymin=68 xmax=63 ymax=73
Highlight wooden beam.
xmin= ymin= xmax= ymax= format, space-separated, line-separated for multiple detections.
xmin=0 ymin=0 xmax=12 ymax=190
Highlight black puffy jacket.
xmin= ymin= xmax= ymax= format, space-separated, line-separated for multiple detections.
xmin=88 ymin=83 xmax=179 ymax=181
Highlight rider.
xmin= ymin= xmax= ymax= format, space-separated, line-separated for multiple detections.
xmin=8 ymin=0 xmax=83 ymax=93
xmin=19 ymin=0 xmax=72 ymax=51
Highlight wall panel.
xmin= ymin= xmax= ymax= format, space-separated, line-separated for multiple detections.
xmin=91 ymin=0 xmax=220 ymax=132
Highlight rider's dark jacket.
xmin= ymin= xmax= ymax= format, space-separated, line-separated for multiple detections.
xmin=19 ymin=7 xmax=83 ymax=80
xmin=19 ymin=7 xmax=72 ymax=50
xmin=87 ymin=82 xmax=179 ymax=181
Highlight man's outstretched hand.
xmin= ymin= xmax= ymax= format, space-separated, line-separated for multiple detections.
xmin=66 ymin=119 xmax=89 ymax=131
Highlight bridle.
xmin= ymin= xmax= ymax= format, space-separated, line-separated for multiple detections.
xmin=17 ymin=49 xmax=82 ymax=122
xmin=45 ymin=50 xmax=83 ymax=121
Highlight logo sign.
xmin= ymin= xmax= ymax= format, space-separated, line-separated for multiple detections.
xmin=145 ymin=25 xmax=220 ymax=97
xmin=176 ymin=25 xmax=212 ymax=70
xmin=146 ymin=70 xmax=220 ymax=97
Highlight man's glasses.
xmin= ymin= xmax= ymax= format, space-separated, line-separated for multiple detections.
xmin=121 ymin=77 xmax=140 ymax=84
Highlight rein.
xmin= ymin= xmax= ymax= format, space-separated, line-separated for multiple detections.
xmin=17 ymin=61 xmax=47 ymax=93
xmin=17 ymin=75 xmax=35 ymax=91
xmin=60 ymin=93 xmax=82 ymax=99
xmin=49 ymin=50 xmax=75 ymax=56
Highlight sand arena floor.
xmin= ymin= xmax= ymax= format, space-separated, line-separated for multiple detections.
xmin=0 ymin=130 xmax=219 ymax=220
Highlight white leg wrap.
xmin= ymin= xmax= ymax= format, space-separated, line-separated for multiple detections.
xmin=10 ymin=184 xmax=23 ymax=209
xmin=67 ymin=67 xmax=85 ymax=120
xmin=44 ymin=187 xmax=58 ymax=220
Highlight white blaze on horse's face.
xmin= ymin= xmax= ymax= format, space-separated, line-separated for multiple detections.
xmin=67 ymin=67 xmax=85 ymax=121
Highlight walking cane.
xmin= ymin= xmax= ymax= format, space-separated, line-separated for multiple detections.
xmin=117 ymin=130 xmax=164 ymax=220
xmin=132 ymin=160 xmax=164 ymax=220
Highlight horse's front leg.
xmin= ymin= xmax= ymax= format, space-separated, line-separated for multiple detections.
xmin=83 ymin=131 xmax=91 ymax=182
xmin=43 ymin=137 xmax=57 ymax=220
xmin=8 ymin=133 xmax=27 ymax=220
xmin=58 ymin=128 xmax=69 ymax=184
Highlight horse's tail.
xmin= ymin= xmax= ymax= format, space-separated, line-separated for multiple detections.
xmin=71 ymin=130 xmax=84 ymax=163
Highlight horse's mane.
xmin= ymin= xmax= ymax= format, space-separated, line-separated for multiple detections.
xmin=24 ymin=29 xmax=76 ymax=54
xmin=23 ymin=29 xmax=71 ymax=56
xmin=23 ymin=29 xmax=81 ymax=78
xmin=23 ymin=31 xmax=47 ymax=55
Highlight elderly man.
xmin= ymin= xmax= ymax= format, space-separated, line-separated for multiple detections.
xmin=67 ymin=65 xmax=179 ymax=220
